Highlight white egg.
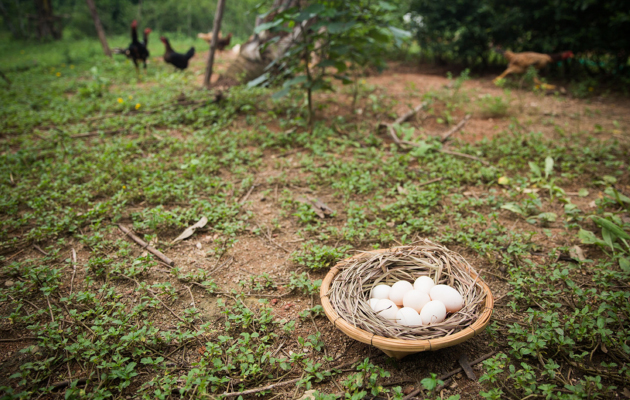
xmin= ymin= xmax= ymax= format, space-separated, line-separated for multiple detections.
xmin=429 ymin=285 xmax=464 ymax=312
xmin=371 ymin=284 xmax=391 ymax=300
xmin=414 ymin=276 xmax=435 ymax=293
xmin=396 ymin=307 xmax=423 ymax=326
xmin=389 ymin=280 xmax=414 ymax=306
xmin=368 ymin=298 xmax=380 ymax=310
xmin=420 ymin=300 xmax=447 ymax=325
xmin=402 ymin=289 xmax=431 ymax=312
xmin=374 ymin=299 xmax=398 ymax=321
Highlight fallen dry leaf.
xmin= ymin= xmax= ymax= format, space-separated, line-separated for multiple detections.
xmin=569 ymin=245 xmax=585 ymax=262
xmin=171 ymin=217 xmax=208 ymax=244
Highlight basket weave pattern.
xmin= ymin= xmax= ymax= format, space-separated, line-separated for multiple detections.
xmin=320 ymin=241 xmax=493 ymax=359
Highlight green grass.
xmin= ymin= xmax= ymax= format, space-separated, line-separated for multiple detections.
xmin=0 ymin=36 xmax=629 ymax=400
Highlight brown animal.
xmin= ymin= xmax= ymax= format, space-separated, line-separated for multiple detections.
xmin=197 ymin=31 xmax=233 ymax=51
xmin=493 ymin=49 xmax=574 ymax=89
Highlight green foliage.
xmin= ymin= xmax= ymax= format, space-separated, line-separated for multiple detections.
xmin=292 ymin=241 xmax=352 ymax=270
xmin=342 ymin=359 xmax=397 ymax=399
xmin=478 ymin=93 xmax=510 ymax=118
xmin=409 ymin=0 xmax=630 ymax=79
xmin=255 ymin=0 xmax=410 ymax=125
xmin=0 ymin=0 xmax=260 ymax=41
xmin=287 ymin=272 xmax=322 ymax=295
xmin=1 ymin=27 xmax=629 ymax=400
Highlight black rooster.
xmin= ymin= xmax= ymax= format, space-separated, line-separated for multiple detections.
xmin=113 ymin=20 xmax=151 ymax=72
xmin=160 ymin=37 xmax=195 ymax=70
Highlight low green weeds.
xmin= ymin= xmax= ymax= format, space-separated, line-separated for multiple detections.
xmin=1 ymin=34 xmax=628 ymax=399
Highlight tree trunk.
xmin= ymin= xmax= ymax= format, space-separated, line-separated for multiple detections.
xmin=0 ymin=0 xmax=17 ymax=38
xmin=215 ymin=0 xmax=302 ymax=87
xmin=203 ymin=0 xmax=227 ymax=88
xmin=14 ymin=0 xmax=27 ymax=38
xmin=136 ymin=0 xmax=142 ymax=26
xmin=85 ymin=0 xmax=112 ymax=58
xmin=32 ymin=0 xmax=61 ymax=40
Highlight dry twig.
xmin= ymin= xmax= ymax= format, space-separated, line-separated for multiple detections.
xmin=0 ymin=337 xmax=38 ymax=342
xmin=440 ymin=114 xmax=471 ymax=143
xmin=186 ymin=286 xmax=196 ymax=309
xmin=70 ymin=248 xmax=77 ymax=296
xmin=117 ymin=224 xmax=174 ymax=266
xmin=417 ymin=177 xmax=444 ymax=187
xmin=33 ymin=244 xmax=49 ymax=256
xmin=222 ymin=357 xmax=363 ymax=397
xmin=402 ymin=352 xmax=496 ymax=399
xmin=382 ymin=110 xmax=488 ymax=166
xmin=239 ymin=182 xmax=258 ymax=204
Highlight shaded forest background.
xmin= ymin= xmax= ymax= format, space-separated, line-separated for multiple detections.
xmin=0 ymin=0 xmax=628 ymax=81
xmin=0 ymin=0 xmax=262 ymax=41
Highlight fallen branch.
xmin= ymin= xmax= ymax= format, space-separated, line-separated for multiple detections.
xmin=417 ymin=177 xmax=444 ymax=187
xmin=394 ymin=102 xmax=429 ymax=125
xmin=296 ymin=196 xmax=334 ymax=219
xmin=458 ymin=354 xmax=477 ymax=380
xmin=5 ymin=248 xmax=26 ymax=261
xmin=117 ymin=224 xmax=174 ymax=266
xmin=121 ymin=274 xmax=188 ymax=324
xmin=208 ymin=256 xmax=234 ymax=275
xmin=70 ymin=128 xmax=125 ymax=139
xmin=380 ymin=105 xmax=487 ymax=165
xmin=186 ymin=285 xmax=196 ymax=309
xmin=439 ymin=351 xmax=495 ymax=382
xmin=33 ymin=244 xmax=49 ymax=256
xmin=258 ymin=224 xmax=289 ymax=253
xmin=379 ymin=102 xmax=428 ymax=146
xmin=402 ymin=351 xmax=496 ymax=400
xmin=387 ymin=124 xmax=402 ymax=145
xmin=51 ymin=378 xmax=88 ymax=391
xmin=239 ymin=182 xmax=258 ymax=204
xmin=0 ymin=70 xmax=10 ymax=85
xmin=385 ymin=123 xmax=489 ymax=166
xmin=440 ymin=114 xmax=471 ymax=143
xmin=439 ymin=149 xmax=489 ymax=165
xmin=222 ymin=357 xmax=363 ymax=397
xmin=0 ymin=337 xmax=38 ymax=342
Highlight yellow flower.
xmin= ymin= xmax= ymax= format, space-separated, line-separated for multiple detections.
xmin=117 ymin=98 xmax=124 ymax=104
xmin=123 ymin=185 xmax=127 ymax=189
xmin=135 ymin=103 xmax=141 ymax=110
xmin=361 ymin=79 xmax=366 ymax=84
xmin=56 ymin=72 xmax=61 ymax=77
xmin=70 ymin=65 xmax=75 ymax=69
xmin=588 ymin=87 xmax=594 ymax=92
xmin=128 ymin=95 xmax=133 ymax=100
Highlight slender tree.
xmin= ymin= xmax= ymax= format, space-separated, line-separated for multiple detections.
xmin=85 ymin=0 xmax=112 ymax=57
xmin=203 ymin=0 xmax=227 ymax=88
xmin=0 ymin=0 xmax=17 ymax=38
xmin=32 ymin=0 xmax=62 ymax=40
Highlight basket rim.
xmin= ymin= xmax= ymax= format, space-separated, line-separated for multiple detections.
xmin=320 ymin=246 xmax=494 ymax=352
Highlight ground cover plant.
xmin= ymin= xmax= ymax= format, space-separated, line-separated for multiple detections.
xmin=1 ymin=31 xmax=629 ymax=400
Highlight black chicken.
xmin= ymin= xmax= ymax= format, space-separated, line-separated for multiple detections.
xmin=160 ymin=37 xmax=195 ymax=70
xmin=113 ymin=20 xmax=151 ymax=72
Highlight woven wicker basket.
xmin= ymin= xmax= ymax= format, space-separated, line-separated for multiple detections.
xmin=320 ymin=246 xmax=494 ymax=359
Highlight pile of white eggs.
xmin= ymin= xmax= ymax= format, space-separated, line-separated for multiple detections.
xmin=368 ymin=276 xmax=463 ymax=327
